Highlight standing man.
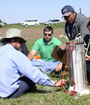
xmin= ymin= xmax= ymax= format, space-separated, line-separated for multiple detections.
xmin=87 ymin=21 xmax=90 ymax=31
xmin=0 ymin=28 xmax=66 ymax=98
xmin=86 ymin=21 xmax=90 ymax=82
xmin=58 ymin=5 xmax=90 ymax=83
xmin=28 ymin=26 xmax=62 ymax=74
xmin=59 ymin=5 xmax=90 ymax=50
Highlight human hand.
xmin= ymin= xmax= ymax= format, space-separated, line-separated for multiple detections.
xmin=86 ymin=55 xmax=90 ymax=61
xmin=54 ymin=79 xmax=67 ymax=87
xmin=59 ymin=43 xmax=66 ymax=50
xmin=55 ymin=63 xmax=62 ymax=72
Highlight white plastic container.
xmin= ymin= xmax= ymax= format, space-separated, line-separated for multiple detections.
xmin=66 ymin=43 xmax=89 ymax=96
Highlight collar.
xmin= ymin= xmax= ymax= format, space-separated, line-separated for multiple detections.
xmin=43 ymin=37 xmax=53 ymax=45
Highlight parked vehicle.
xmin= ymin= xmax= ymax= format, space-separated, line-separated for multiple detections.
xmin=43 ymin=19 xmax=60 ymax=25
xmin=0 ymin=23 xmax=4 ymax=26
xmin=22 ymin=19 xmax=39 ymax=26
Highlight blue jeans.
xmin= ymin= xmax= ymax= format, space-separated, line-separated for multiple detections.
xmin=7 ymin=76 xmax=35 ymax=98
xmin=32 ymin=59 xmax=61 ymax=74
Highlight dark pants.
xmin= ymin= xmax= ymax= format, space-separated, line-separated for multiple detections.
xmin=7 ymin=76 xmax=35 ymax=98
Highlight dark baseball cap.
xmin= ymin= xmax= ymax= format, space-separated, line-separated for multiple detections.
xmin=61 ymin=5 xmax=74 ymax=17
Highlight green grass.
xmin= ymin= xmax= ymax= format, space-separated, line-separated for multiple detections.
xmin=1 ymin=22 xmax=65 ymax=29
xmin=1 ymin=38 xmax=90 ymax=105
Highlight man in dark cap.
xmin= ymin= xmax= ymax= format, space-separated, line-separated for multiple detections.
xmin=58 ymin=5 xmax=90 ymax=83
xmin=59 ymin=5 xmax=90 ymax=50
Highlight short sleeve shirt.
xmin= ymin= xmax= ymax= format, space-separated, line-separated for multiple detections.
xmin=32 ymin=37 xmax=62 ymax=61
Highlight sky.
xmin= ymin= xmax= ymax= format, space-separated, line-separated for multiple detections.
xmin=0 ymin=0 xmax=90 ymax=24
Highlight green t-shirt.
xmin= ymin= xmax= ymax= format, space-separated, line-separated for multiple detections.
xmin=32 ymin=37 xmax=62 ymax=61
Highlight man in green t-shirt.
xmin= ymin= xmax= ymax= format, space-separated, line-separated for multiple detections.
xmin=28 ymin=26 xmax=62 ymax=74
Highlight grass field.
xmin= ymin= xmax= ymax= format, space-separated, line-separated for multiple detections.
xmin=1 ymin=22 xmax=65 ymax=29
xmin=0 ymin=37 xmax=90 ymax=105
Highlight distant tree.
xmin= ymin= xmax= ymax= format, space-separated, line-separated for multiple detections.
xmin=0 ymin=19 xmax=2 ymax=23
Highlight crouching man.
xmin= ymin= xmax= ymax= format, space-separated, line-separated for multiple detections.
xmin=0 ymin=28 xmax=66 ymax=98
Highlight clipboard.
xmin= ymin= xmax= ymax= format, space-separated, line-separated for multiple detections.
xmin=51 ymin=45 xmax=67 ymax=65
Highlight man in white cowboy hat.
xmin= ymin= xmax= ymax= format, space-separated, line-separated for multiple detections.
xmin=1 ymin=28 xmax=26 ymax=47
xmin=0 ymin=28 xmax=67 ymax=98
xmin=0 ymin=28 xmax=29 ymax=56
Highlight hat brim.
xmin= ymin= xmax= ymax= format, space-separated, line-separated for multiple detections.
xmin=1 ymin=37 xmax=26 ymax=43
xmin=62 ymin=12 xmax=71 ymax=17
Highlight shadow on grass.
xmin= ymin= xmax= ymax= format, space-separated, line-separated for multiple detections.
xmin=24 ymin=85 xmax=64 ymax=95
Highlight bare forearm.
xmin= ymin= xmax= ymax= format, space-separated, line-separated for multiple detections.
xmin=27 ymin=53 xmax=34 ymax=60
xmin=27 ymin=50 xmax=37 ymax=60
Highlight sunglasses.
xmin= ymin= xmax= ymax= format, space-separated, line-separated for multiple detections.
xmin=44 ymin=34 xmax=52 ymax=36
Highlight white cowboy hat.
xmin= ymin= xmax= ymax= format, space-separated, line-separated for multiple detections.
xmin=1 ymin=28 xmax=26 ymax=43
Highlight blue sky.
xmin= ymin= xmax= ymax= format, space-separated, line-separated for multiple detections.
xmin=0 ymin=0 xmax=90 ymax=24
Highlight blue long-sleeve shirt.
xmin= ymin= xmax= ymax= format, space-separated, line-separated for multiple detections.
xmin=0 ymin=44 xmax=55 ymax=98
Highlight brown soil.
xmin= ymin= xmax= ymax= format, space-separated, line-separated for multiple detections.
xmin=0 ymin=28 xmax=66 ymax=40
